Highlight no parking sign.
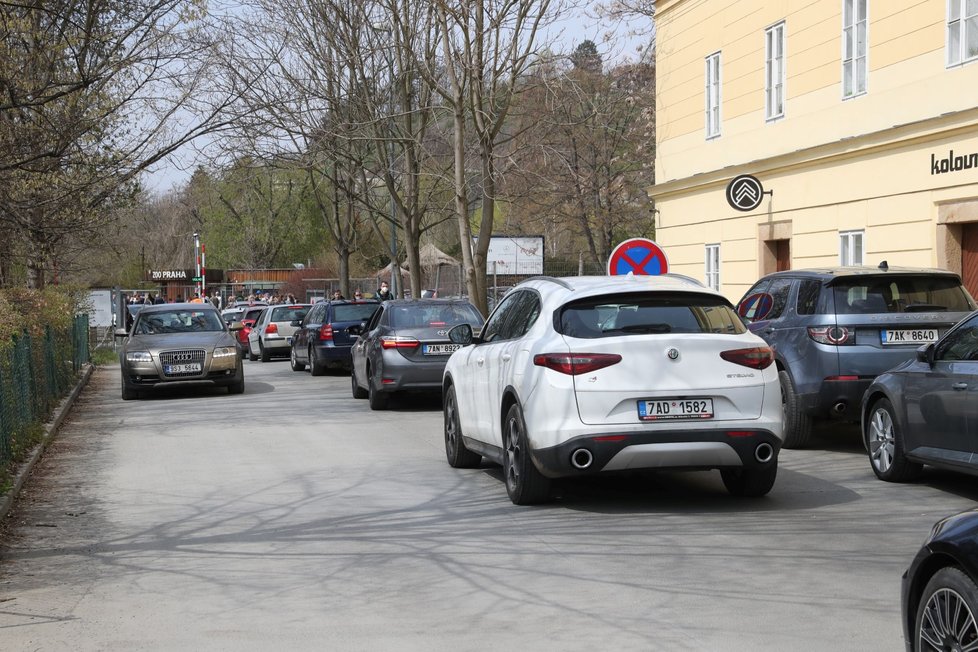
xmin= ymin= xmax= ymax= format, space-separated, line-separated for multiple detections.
xmin=607 ymin=238 xmax=669 ymax=276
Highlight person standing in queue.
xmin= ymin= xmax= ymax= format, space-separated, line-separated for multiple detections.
xmin=376 ymin=282 xmax=393 ymax=301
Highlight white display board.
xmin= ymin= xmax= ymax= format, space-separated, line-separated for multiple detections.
xmin=484 ymin=236 xmax=544 ymax=275
xmin=87 ymin=289 xmax=114 ymax=327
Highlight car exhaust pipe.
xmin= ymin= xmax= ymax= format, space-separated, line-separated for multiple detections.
xmin=570 ymin=448 xmax=593 ymax=470
xmin=754 ymin=442 xmax=774 ymax=464
xmin=832 ymin=401 xmax=847 ymax=415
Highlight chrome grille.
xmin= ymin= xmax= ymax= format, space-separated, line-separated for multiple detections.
xmin=159 ymin=349 xmax=206 ymax=377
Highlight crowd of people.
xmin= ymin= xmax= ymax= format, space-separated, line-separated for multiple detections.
xmin=125 ymin=280 xmax=395 ymax=312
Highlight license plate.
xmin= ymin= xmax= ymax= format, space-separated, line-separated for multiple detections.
xmin=638 ymin=398 xmax=714 ymax=421
xmin=164 ymin=363 xmax=202 ymax=374
xmin=881 ymin=329 xmax=939 ymax=345
xmin=287 ymin=337 xmax=292 ymax=345
xmin=422 ymin=343 xmax=461 ymax=355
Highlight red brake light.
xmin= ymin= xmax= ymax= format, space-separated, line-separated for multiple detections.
xmin=266 ymin=323 xmax=279 ymax=334
xmin=720 ymin=347 xmax=774 ymax=370
xmin=381 ymin=336 xmax=420 ymax=349
xmin=319 ymin=324 xmax=333 ymax=341
xmin=533 ymin=353 xmax=622 ymax=375
xmin=807 ymin=326 xmax=852 ymax=345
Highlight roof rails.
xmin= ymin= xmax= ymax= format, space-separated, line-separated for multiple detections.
xmin=662 ymin=272 xmax=706 ymax=287
xmin=520 ymin=276 xmax=574 ymax=290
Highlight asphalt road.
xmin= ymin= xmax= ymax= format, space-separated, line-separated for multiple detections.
xmin=2 ymin=358 xmax=977 ymax=651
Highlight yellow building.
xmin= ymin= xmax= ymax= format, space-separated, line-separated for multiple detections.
xmin=649 ymin=0 xmax=978 ymax=302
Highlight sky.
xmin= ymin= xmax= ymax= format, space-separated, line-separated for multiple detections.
xmin=142 ymin=3 xmax=653 ymax=194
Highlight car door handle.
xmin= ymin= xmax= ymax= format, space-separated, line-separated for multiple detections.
xmin=952 ymin=382 xmax=969 ymax=391
xmin=477 ymin=357 xmax=485 ymax=367
xmin=502 ymin=354 xmax=512 ymax=362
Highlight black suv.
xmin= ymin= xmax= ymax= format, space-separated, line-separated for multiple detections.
xmin=737 ymin=264 xmax=976 ymax=448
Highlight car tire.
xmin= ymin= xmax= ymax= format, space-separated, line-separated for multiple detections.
xmin=260 ymin=341 xmax=270 ymax=362
xmin=720 ymin=464 xmax=777 ymax=497
xmin=368 ymin=373 xmax=389 ymax=410
xmin=444 ymin=385 xmax=481 ymax=468
xmin=866 ymin=397 xmax=922 ymax=482
xmin=248 ymin=343 xmax=258 ymax=362
xmin=915 ymin=566 xmax=978 ymax=651
xmin=228 ymin=376 xmax=245 ymax=394
xmin=503 ymin=403 xmax=551 ymax=505
xmin=779 ymin=369 xmax=813 ymax=449
xmin=309 ymin=347 xmax=326 ymax=376
xmin=121 ymin=381 xmax=139 ymax=401
xmin=351 ymin=367 xmax=368 ymax=399
xmin=290 ymin=346 xmax=305 ymax=372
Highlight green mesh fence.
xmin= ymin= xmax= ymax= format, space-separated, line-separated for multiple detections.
xmin=0 ymin=314 xmax=90 ymax=467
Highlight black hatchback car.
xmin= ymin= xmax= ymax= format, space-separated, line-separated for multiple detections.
xmin=902 ymin=509 xmax=978 ymax=651
xmin=862 ymin=308 xmax=978 ymax=482
xmin=290 ymin=299 xmax=380 ymax=375
xmin=737 ymin=265 xmax=975 ymax=448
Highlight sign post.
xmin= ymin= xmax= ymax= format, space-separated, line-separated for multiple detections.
xmin=607 ymin=238 xmax=670 ymax=276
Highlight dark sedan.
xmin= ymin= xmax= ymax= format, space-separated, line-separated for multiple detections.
xmin=291 ymin=299 xmax=380 ymax=375
xmin=350 ymin=299 xmax=484 ymax=410
xmin=902 ymin=509 xmax=978 ymax=651
xmin=862 ymin=309 xmax=978 ymax=482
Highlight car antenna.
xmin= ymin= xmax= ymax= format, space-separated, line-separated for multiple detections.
xmin=878 ymin=260 xmax=888 ymax=271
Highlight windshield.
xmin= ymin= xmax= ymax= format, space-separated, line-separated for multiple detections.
xmin=390 ymin=303 xmax=483 ymax=329
xmin=558 ymin=292 xmax=746 ymax=338
xmin=134 ymin=310 xmax=225 ymax=334
xmin=333 ymin=304 xmax=380 ymax=322
xmin=826 ymin=275 xmax=974 ymax=314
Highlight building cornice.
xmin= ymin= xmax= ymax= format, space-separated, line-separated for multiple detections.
xmin=649 ymin=107 xmax=978 ymax=199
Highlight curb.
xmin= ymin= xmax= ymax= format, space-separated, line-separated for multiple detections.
xmin=0 ymin=362 xmax=96 ymax=521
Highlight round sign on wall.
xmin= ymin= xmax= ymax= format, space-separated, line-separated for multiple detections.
xmin=726 ymin=174 xmax=764 ymax=212
xmin=607 ymin=238 xmax=669 ymax=276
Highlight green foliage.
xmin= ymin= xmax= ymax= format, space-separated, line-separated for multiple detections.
xmin=0 ymin=287 xmax=77 ymax=348
xmin=91 ymin=347 xmax=119 ymax=366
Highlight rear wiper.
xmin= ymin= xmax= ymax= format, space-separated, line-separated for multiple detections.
xmin=904 ymin=304 xmax=947 ymax=312
xmin=604 ymin=323 xmax=672 ymax=334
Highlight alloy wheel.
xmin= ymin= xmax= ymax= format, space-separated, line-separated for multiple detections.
xmin=918 ymin=587 xmax=978 ymax=650
xmin=868 ymin=407 xmax=895 ymax=474
xmin=505 ymin=414 xmax=522 ymax=489
xmin=445 ymin=393 xmax=459 ymax=456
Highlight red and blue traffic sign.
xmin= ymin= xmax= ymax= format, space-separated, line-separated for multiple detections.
xmin=607 ymin=238 xmax=670 ymax=276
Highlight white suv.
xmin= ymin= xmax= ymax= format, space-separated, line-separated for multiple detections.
xmin=442 ymin=275 xmax=783 ymax=504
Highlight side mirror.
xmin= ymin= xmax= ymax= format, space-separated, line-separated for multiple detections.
xmin=916 ymin=343 xmax=935 ymax=365
xmin=114 ymin=328 xmax=129 ymax=338
xmin=448 ymin=323 xmax=474 ymax=345
xmin=229 ymin=321 xmax=244 ymax=332
xmin=290 ymin=319 xmax=302 ymax=327
xmin=348 ymin=323 xmax=364 ymax=337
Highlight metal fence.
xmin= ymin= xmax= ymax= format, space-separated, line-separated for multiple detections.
xmin=0 ymin=314 xmax=90 ymax=468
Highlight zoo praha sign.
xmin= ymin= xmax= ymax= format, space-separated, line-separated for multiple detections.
xmin=931 ymin=149 xmax=978 ymax=175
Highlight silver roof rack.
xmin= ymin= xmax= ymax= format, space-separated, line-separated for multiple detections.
xmin=520 ymin=276 xmax=574 ymax=290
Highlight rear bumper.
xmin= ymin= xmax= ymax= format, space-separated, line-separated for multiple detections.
xmin=798 ymin=378 xmax=874 ymax=419
xmin=313 ymin=343 xmax=354 ymax=366
xmin=530 ymin=428 xmax=781 ymax=479
xmin=376 ymin=354 xmax=448 ymax=391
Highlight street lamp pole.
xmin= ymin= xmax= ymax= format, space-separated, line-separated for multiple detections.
xmin=193 ymin=231 xmax=201 ymax=298
xmin=386 ymin=56 xmax=398 ymax=298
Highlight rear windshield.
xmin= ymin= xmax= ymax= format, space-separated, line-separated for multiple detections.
xmin=333 ymin=303 xmax=380 ymax=322
xmin=826 ymin=276 xmax=974 ymax=314
xmin=270 ymin=306 xmax=310 ymax=322
xmin=390 ymin=303 xmax=483 ymax=329
xmin=243 ymin=308 xmax=265 ymax=321
xmin=558 ymin=292 xmax=746 ymax=338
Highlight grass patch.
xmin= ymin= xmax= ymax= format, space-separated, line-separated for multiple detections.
xmin=91 ymin=347 xmax=118 ymax=366
xmin=0 ymin=423 xmax=45 ymax=496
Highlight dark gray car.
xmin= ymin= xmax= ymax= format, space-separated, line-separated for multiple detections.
xmin=350 ymin=299 xmax=484 ymax=410
xmin=737 ymin=264 xmax=976 ymax=448
xmin=862 ymin=309 xmax=978 ymax=483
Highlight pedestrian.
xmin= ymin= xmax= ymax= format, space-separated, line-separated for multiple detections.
xmin=210 ymin=292 xmax=221 ymax=310
xmin=353 ymin=289 xmax=364 ymax=300
xmin=376 ymin=282 xmax=393 ymax=301
xmin=332 ymin=289 xmax=345 ymax=301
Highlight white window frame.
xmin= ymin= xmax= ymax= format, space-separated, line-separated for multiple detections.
xmin=839 ymin=230 xmax=864 ymax=266
xmin=705 ymin=244 xmax=720 ymax=291
xmin=947 ymin=0 xmax=978 ymax=67
xmin=765 ymin=22 xmax=786 ymax=120
xmin=842 ymin=0 xmax=868 ymax=98
xmin=705 ymin=52 xmax=721 ymax=139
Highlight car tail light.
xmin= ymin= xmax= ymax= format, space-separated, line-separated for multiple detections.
xmin=807 ymin=326 xmax=852 ymax=345
xmin=266 ymin=323 xmax=279 ymax=334
xmin=533 ymin=353 xmax=622 ymax=375
xmin=319 ymin=324 xmax=333 ymax=341
xmin=824 ymin=375 xmax=859 ymax=382
xmin=381 ymin=336 xmax=420 ymax=349
xmin=719 ymin=347 xmax=774 ymax=370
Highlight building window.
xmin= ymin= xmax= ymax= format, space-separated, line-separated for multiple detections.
xmin=948 ymin=0 xmax=978 ymax=66
xmin=840 ymin=230 xmax=864 ymax=266
xmin=765 ymin=22 xmax=785 ymax=120
xmin=705 ymin=244 xmax=720 ymax=290
xmin=705 ymin=52 xmax=721 ymax=138
xmin=843 ymin=0 xmax=868 ymax=97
